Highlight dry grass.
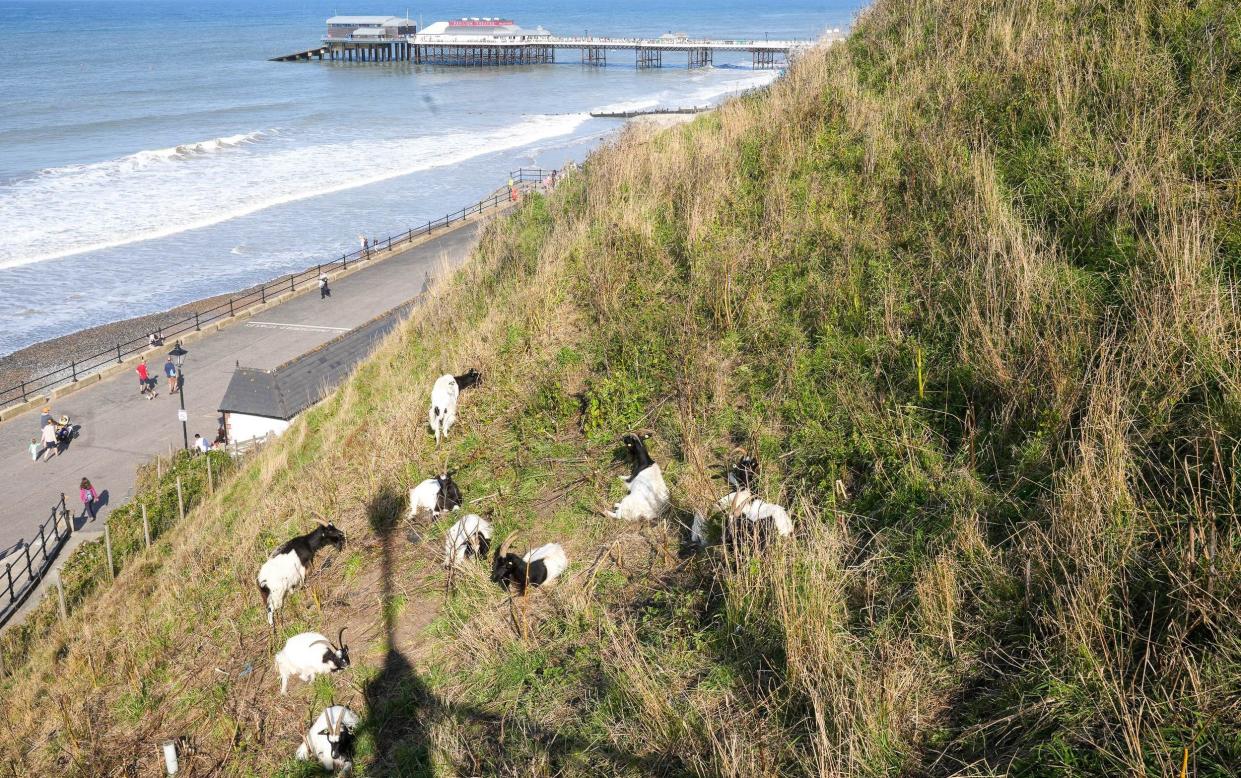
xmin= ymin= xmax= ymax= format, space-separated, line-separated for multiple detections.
xmin=1 ymin=0 xmax=1238 ymax=775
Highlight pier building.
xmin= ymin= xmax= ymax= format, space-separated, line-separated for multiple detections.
xmin=272 ymin=15 xmax=830 ymax=68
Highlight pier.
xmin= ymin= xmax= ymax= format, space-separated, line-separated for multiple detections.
xmin=271 ymin=16 xmax=834 ymax=70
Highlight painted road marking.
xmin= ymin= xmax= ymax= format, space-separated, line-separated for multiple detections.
xmin=246 ymin=321 xmax=351 ymax=333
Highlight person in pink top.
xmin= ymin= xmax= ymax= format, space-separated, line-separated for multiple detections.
xmin=79 ymin=477 xmax=99 ymax=521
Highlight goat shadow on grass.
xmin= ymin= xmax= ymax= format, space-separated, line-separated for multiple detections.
xmin=357 ymin=485 xmax=682 ymax=776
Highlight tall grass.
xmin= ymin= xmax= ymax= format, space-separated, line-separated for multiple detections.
xmin=0 ymin=0 xmax=1237 ymax=775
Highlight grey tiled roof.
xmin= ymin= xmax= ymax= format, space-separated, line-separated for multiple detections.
xmin=219 ymin=302 xmax=414 ymax=420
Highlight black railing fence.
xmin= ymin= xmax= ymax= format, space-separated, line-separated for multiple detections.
xmin=0 ymin=494 xmax=71 ymax=628
xmin=0 ymin=168 xmax=557 ymax=409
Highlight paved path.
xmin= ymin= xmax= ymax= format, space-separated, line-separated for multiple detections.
xmin=0 ymin=220 xmax=484 ymax=552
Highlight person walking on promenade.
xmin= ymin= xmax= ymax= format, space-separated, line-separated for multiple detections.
xmin=164 ymin=355 xmax=178 ymax=393
xmin=29 ymin=437 xmax=38 ymax=462
xmin=137 ymin=359 xmax=157 ymax=399
xmin=193 ymin=433 xmax=210 ymax=454
xmin=40 ymin=419 xmax=58 ymax=461
xmin=319 ymin=272 xmax=331 ymax=300
xmin=79 ymin=477 xmax=99 ymax=521
xmin=359 ymin=234 xmax=369 ymax=257
xmin=39 ymin=406 xmax=53 ymax=430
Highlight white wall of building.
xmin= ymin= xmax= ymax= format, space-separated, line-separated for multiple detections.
xmin=225 ymin=412 xmax=291 ymax=444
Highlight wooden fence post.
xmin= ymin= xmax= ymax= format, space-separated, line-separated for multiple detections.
xmin=176 ymin=477 xmax=185 ymax=522
xmin=156 ymin=456 xmax=163 ymax=479
xmin=104 ymin=523 xmax=115 ymax=580
xmin=207 ymin=455 xmax=214 ymax=495
xmin=55 ymin=574 xmax=67 ymax=621
xmin=142 ymin=504 xmax=151 ymax=549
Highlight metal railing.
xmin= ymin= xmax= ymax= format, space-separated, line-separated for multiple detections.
xmin=0 ymin=168 xmax=556 ymax=410
xmin=0 ymin=494 xmax=71 ymax=628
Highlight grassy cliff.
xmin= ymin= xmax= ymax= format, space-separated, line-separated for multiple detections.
xmin=2 ymin=0 xmax=1238 ymax=774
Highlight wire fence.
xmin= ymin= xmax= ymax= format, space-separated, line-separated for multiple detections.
xmin=0 ymin=167 xmax=556 ymax=410
xmin=0 ymin=494 xmax=71 ymax=629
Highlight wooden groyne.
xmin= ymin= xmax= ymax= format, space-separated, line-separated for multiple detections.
xmin=589 ymin=106 xmax=710 ymax=119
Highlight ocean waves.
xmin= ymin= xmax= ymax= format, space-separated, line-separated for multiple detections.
xmin=0 ymin=114 xmax=589 ymax=269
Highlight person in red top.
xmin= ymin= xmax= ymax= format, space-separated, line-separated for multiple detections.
xmin=136 ymin=359 xmax=156 ymax=399
xmin=79 ymin=477 xmax=99 ymax=521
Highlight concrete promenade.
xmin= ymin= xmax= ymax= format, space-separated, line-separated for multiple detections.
xmin=0 ymin=217 xmax=487 ymax=554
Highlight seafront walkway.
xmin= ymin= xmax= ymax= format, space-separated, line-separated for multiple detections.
xmin=0 ymin=217 xmax=488 ymax=555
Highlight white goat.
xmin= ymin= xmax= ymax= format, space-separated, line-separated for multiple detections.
xmin=719 ymin=491 xmax=794 ymax=538
xmin=689 ymin=454 xmax=792 ymax=547
xmin=444 ymin=513 xmax=493 ymax=567
xmin=275 ymin=629 xmax=351 ymax=695
xmin=490 ymin=535 xmax=569 ymax=593
xmin=428 ymin=369 xmax=481 ymax=443
xmin=407 ymin=472 xmax=463 ymax=519
xmin=257 ymin=524 xmax=345 ymax=625
xmin=296 ymin=705 xmax=360 ymax=773
xmin=606 ymin=432 xmax=670 ymax=522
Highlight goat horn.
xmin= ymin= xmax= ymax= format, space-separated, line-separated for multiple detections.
xmin=628 ymin=427 xmax=655 ymax=438
xmin=325 ymin=706 xmax=338 ymax=736
xmin=336 ymin=627 xmax=347 ymax=649
xmin=728 ymin=446 xmax=748 ymax=459
xmin=498 ymin=532 xmax=521 ymax=558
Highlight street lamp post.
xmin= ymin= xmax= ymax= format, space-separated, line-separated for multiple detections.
xmin=169 ymin=341 xmax=189 ymax=451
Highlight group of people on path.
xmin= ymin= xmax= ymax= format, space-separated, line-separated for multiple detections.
xmin=133 ymin=355 xmax=181 ymax=400
xmin=30 ymin=406 xmax=74 ymax=463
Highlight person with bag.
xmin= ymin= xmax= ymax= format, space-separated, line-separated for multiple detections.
xmin=79 ymin=477 xmax=99 ymax=521
xmin=164 ymin=355 xmax=178 ymax=393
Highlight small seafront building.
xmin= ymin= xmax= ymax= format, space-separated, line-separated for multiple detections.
xmin=218 ymin=304 xmax=410 ymax=445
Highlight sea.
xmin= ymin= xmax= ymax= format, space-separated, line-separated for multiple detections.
xmin=0 ymin=0 xmax=861 ymax=357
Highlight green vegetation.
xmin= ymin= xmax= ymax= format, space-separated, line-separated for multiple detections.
xmin=0 ymin=449 xmax=232 ymax=676
xmin=1 ymin=0 xmax=1237 ymax=775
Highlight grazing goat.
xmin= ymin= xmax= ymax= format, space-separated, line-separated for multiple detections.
xmin=296 ymin=705 xmax=360 ymax=773
xmin=491 ymin=534 xmax=568 ymax=595
xmin=408 ymin=472 xmax=463 ymax=519
xmin=428 ymin=369 xmax=482 ymax=443
xmin=689 ymin=454 xmax=792 ymax=548
xmin=257 ymin=523 xmax=346 ymax=625
xmin=276 ymin=628 xmax=351 ymax=695
xmin=444 ymin=513 xmax=492 ymax=567
xmin=606 ymin=432 xmax=670 ymax=522
xmin=717 ymin=454 xmax=793 ymax=546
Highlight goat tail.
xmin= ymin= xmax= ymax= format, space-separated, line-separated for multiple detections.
xmin=258 ymin=580 xmax=270 ymax=607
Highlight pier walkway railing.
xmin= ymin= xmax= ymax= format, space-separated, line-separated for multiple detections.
xmin=0 ymin=168 xmax=556 ymax=412
xmin=0 ymin=494 xmax=71 ymax=630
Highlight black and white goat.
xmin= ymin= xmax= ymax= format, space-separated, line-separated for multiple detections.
xmin=296 ymin=705 xmax=360 ymax=773
xmin=491 ymin=534 xmax=568 ymax=595
xmin=428 ymin=368 xmax=482 ymax=443
xmin=713 ymin=453 xmax=793 ymax=547
xmin=444 ymin=513 xmax=492 ymax=567
xmin=276 ymin=628 xmax=351 ymax=695
xmin=408 ymin=472 xmax=463 ymax=519
xmin=606 ymin=431 xmax=670 ymax=522
xmin=257 ymin=523 xmax=346 ymax=625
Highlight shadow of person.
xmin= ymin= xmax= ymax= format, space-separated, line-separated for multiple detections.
xmin=356 ymin=486 xmax=671 ymax=775
xmin=361 ymin=484 xmax=434 ymax=775
xmin=97 ymin=489 xmax=110 ymax=509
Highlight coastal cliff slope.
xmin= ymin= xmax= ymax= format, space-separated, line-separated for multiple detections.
xmin=1 ymin=0 xmax=1238 ymax=774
